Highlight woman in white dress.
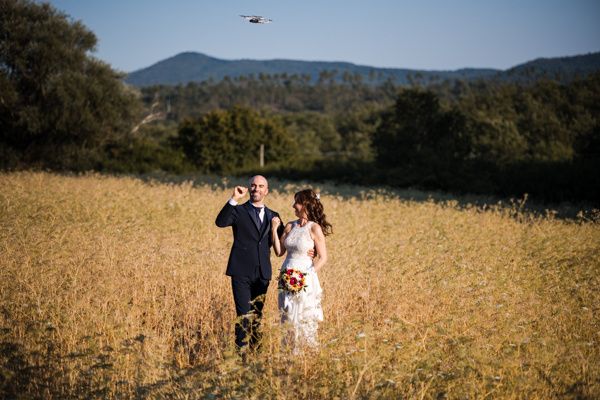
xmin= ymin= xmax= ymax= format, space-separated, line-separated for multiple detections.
xmin=271 ymin=189 xmax=332 ymax=351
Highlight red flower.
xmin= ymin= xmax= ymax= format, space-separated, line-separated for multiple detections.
xmin=290 ymin=277 xmax=297 ymax=285
xmin=286 ymin=269 xmax=292 ymax=275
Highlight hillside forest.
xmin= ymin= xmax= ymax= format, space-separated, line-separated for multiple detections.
xmin=1 ymin=0 xmax=599 ymax=203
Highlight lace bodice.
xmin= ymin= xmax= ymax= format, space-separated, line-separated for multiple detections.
xmin=284 ymin=221 xmax=314 ymax=262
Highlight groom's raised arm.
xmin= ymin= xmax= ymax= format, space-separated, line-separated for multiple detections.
xmin=215 ymin=186 xmax=247 ymax=227
xmin=215 ymin=202 xmax=236 ymax=227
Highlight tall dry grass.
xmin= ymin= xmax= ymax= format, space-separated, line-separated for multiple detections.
xmin=0 ymin=171 xmax=598 ymax=399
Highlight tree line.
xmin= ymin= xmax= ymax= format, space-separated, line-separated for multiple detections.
xmin=1 ymin=0 xmax=598 ymax=203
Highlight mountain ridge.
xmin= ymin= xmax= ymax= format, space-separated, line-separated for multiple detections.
xmin=125 ymin=51 xmax=600 ymax=87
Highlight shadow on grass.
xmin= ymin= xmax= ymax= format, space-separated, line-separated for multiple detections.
xmin=87 ymin=168 xmax=598 ymax=222
xmin=0 ymin=337 xmax=121 ymax=399
xmin=6 ymin=164 xmax=595 ymax=221
xmin=0 ymin=334 xmax=243 ymax=399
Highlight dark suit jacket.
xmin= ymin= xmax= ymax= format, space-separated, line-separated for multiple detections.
xmin=215 ymin=200 xmax=282 ymax=279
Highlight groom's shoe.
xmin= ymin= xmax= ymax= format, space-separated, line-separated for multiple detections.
xmin=237 ymin=345 xmax=250 ymax=365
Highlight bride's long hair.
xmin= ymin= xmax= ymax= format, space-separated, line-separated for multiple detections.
xmin=294 ymin=189 xmax=333 ymax=236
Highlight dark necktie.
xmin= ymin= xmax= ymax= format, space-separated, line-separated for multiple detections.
xmin=254 ymin=207 xmax=263 ymax=226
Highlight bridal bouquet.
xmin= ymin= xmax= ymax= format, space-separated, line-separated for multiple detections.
xmin=278 ymin=268 xmax=307 ymax=294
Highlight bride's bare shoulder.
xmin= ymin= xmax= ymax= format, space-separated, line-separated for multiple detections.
xmin=310 ymin=222 xmax=324 ymax=236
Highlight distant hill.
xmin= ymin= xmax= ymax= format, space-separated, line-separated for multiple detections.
xmin=124 ymin=51 xmax=600 ymax=87
xmin=502 ymin=52 xmax=600 ymax=82
xmin=124 ymin=52 xmax=498 ymax=87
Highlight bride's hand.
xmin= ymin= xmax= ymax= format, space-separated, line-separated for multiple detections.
xmin=271 ymin=216 xmax=281 ymax=231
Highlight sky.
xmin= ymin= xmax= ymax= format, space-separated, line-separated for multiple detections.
xmin=46 ymin=0 xmax=600 ymax=73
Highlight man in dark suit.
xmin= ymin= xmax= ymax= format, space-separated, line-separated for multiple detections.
xmin=215 ymin=175 xmax=283 ymax=354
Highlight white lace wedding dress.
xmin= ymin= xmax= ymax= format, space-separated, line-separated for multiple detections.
xmin=278 ymin=221 xmax=324 ymax=350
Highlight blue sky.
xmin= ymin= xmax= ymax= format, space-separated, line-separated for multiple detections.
xmin=46 ymin=0 xmax=600 ymax=73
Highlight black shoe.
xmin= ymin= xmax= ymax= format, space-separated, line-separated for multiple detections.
xmin=237 ymin=346 xmax=249 ymax=364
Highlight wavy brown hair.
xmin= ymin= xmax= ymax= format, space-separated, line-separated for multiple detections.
xmin=294 ymin=189 xmax=333 ymax=236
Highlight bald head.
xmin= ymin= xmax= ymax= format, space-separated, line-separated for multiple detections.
xmin=249 ymin=175 xmax=268 ymax=188
xmin=248 ymin=175 xmax=269 ymax=205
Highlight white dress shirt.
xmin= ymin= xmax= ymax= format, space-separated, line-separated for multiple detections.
xmin=228 ymin=198 xmax=264 ymax=222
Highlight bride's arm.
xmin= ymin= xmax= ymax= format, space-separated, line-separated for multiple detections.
xmin=310 ymin=223 xmax=327 ymax=273
xmin=271 ymin=218 xmax=291 ymax=257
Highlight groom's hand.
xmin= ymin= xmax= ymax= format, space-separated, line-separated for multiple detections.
xmin=232 ymin=186 xmax=248 ymax=201
xmin=307 ymin=247 xmax=316 ymax=259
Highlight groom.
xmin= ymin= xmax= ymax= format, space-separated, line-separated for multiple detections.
xmin=215 ymin=175 xmax=282 ymax=353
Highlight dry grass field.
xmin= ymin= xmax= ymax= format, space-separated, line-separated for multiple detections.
xmin=1 ymin=171 xmax=599 ymax=399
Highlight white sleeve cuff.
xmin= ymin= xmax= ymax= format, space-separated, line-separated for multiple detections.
xmin=228 ymin=198 xmax=238 ymax=206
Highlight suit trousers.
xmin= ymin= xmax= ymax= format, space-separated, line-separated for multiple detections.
xmin=231 ymin=267 xmax=270 ymax=350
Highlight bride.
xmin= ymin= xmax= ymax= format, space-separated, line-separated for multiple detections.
xmin=271 ymin=189 xmax=332 ymax=351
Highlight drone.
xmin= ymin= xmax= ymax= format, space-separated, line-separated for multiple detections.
xmin=240 ymin=15 xmax=272 ymax=24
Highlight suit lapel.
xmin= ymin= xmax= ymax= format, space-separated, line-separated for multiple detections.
xmin=260 ymin=207 xmax=273 ymax=238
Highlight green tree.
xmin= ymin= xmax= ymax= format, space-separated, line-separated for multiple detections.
xmin=173 ymin=106 xmax=298 ymax=173
xmin=0 ymin=0 xmax=139 ymax=169
xmin=569 ymin=72 xmax=600 ymax=158
xmin=373 ymin=89 xmax=469 ymax=168
xmin=334 ymin=108 xmax=376 ymax=161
